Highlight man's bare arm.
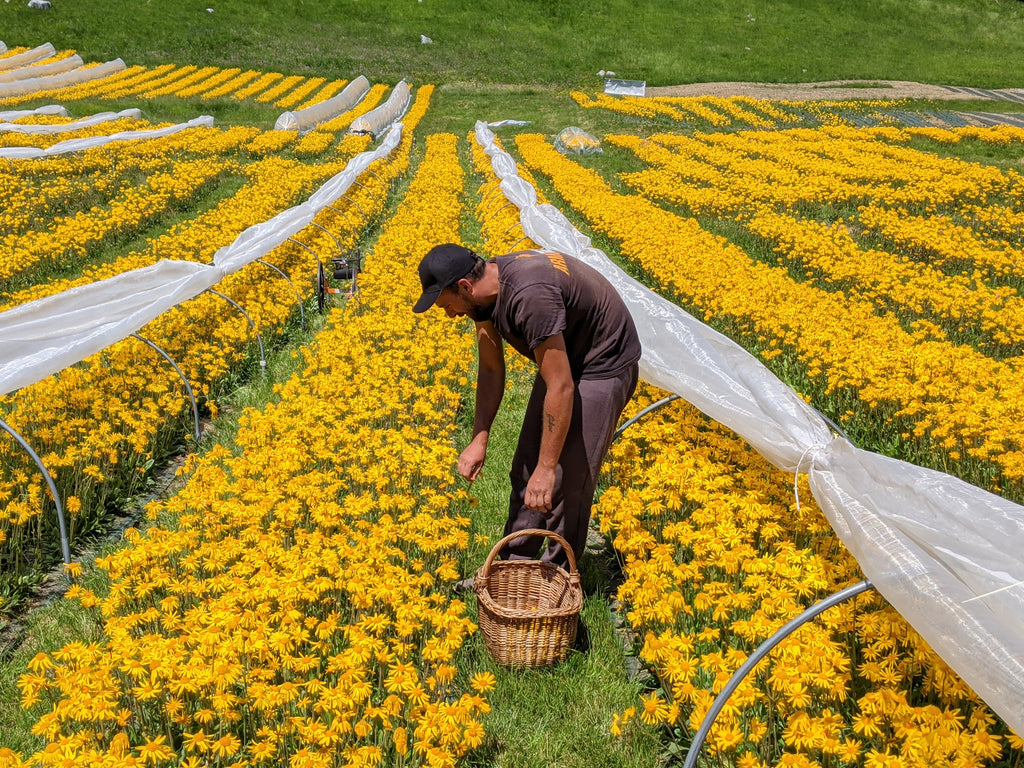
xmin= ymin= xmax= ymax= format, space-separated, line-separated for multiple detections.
xmin=457 ymin=320 xmax=506 ymax=481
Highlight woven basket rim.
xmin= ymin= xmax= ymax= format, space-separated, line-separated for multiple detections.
xmin=473 ymin=531 xmax=583 ymax=620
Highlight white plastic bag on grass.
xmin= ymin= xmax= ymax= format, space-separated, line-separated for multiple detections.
xmin=554 ymin=126 xmax=602 ymax=155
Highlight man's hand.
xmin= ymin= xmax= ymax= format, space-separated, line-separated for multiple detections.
xmin=524 ymin=464 xmax=557 ymax=513
xmin=458 ymin=433 xmax=488 ymax=481
xmin=524 ymin=334 xmax=573 ymax=514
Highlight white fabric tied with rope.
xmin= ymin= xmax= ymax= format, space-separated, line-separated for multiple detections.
xmin=274 ymin=75 xmax=371 ymax=133
xmin=0 ymin=53 xmax=83 ymax=83
xmin=0 ymin=57 xmax=125 ymax=99
xmin=0 ymin=104 xmax=68 ymax=121
xmin=0 ymin=42 xmax=56 ymax=71
xmin=473 ymin=119 xmax=1024 ymax=737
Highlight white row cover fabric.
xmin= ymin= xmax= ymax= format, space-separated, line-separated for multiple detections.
xmin=473 ymin=120 xmax=1024 ymax=737
xmin=0 ymin=58 xmax=125 ymax=99
xmin=0 ymin=42 xmax=55 ymax=71
xmin=0 ymin=260 xmax=225 ymax=397
xmin=274 ymin=75 xmax=370 ymax=133
xmin=0 ymin=108 xmax=143 ymax=135
xmin=0 ymin=42 xmax=7 ymax=55
xmin=0 ymin=114 xmax=214 ymax=159
xmin=212 ymin=123 xmax=403 ymax=271
xmin=0 ymin=123 xmax=405 ymax=397
xmin=348 ymin=80 xmax=411 ymax=138
xmin=0 ymin=54 xmax=83 ymax=83
xmin=0 ymin=104 xmax=68 ymax=121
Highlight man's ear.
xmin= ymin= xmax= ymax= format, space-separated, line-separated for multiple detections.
xmin=456 ymin=277 xmax=472 ymax=296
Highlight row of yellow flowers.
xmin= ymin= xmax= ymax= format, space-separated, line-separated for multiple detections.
xmin=1 ymin=142 xmax=194 ymax=240
xmin=1 ymin=118 xmax=382 ymax=311
xmin=7 ymin=127 xmax=497 ymax=768
xmin=608 ymin=127 xmax=1024 ymax=352
xmin=0 ymin=88 xmax=434 ymax=612
xmin=1 ymin=57 xmax=349 ymax=110
xmin=0 ymin=115 xmax=158 ymax=150
xmin=512 ymin=131 xmax=1024 ymax=487
xmin=570 ymin=90 xmax=909 ymax=129
xmin=609 ymin=126 xmax=1021 ymax=219
xmin=1 ymin=154 xmax=234 ymax=282
xmin=599 ymin=384 xmax=1022 ymax=766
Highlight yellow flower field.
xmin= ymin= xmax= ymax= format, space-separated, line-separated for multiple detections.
xmin=3 ymin=46 xmax=1023 ymax=767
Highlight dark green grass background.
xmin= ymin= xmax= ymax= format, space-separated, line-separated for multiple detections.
xmin=3 ymin=0 xmax=1023 ymax=89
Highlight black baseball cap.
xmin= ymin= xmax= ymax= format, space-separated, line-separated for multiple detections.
xmin=413 ymin=244 xmax=481 ymax=313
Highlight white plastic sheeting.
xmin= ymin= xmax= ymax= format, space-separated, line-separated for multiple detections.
xmin=0 ymin=108 xmax=143 ymax=135
xmin=0 ymin=54 xmax=83 ymax=83
xmin=0 ymin=43 xmax=55 ymax=71
xmin=212 ymin=123 xmax=403 ymax=272
xmin=0 ymin=58 xmax=125 ymax=99
xmin=0 ymin=104 xmax=68 ymax=121
xmin=0 ymin=123 xmax=404 ymax=397
xmin=473 ymin=120 xmax=1024 ymax=736
xmin=349 ymin=80 xmax=411 ymax=138
xmin=0 ymin=261 xmax=224 ymax=397
xmin=274 ymin=75 xmax=370 ymax=133
xmin=0 ymin=42 xmax=7 ymax=56
xmin=0 ymin=115 xmax=214 ymax=159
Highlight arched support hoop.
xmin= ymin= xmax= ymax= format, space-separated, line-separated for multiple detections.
xmin=0 ymin=418 xmax=70 ymax=566
xmin=255 ymin=259 xmax=306 ymax=330
xmin=613 ymin=394 xmax=681 ymax=441
xmin=307 ymin=221 xmax=344 ymax=256
xmin=206 ymin=289 xmax=266 ymax=372
xmin=131 ymin=334 xmax=201 ymax=443
xmin=339 ymin=194 xmax=368 ymax=221
xmin=683 ymin=579 xmax=875 ymax=768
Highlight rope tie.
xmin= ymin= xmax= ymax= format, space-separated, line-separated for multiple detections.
xmin=793 ymin=445 xmax=825 ymax=512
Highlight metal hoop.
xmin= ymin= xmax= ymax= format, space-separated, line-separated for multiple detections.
xmin=131 ymin=334 xmax=201 ymax=443
xmin=255 ymin=258 xmax=305 ymax=330
xmin=612 ymin=394 xmax=682 ymax=441
xmin=339 ymin=194 xmax=368 ymax=220
xmin=206 ymin=289 xmax=266 ymax=371
xmin=307 ymin=221 xmax=344 ymax=255
xmin=682 ymin=579 xmax=875 ymax=768
xmin=0 ymin=418 xmax=70 ymax=565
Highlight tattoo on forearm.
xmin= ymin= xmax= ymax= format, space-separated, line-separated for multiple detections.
xmin=545 ymin=413 xmax=556 ymax=433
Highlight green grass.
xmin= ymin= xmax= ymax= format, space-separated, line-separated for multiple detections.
xmin=452 ymin=362 xmax=664 ymax=768
xmin=3 ymin=0 xmax=1024 ymax=89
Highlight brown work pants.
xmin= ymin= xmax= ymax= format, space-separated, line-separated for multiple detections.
xmin=501 ymin=363 xmax=639 ymax=571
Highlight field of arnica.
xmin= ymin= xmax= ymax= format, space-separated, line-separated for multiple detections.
xmin=2 ymin=0 xmax=1024 ymax=766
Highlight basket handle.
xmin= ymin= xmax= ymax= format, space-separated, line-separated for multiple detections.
xmin=478 ymin=528 xmax=579 ymax=584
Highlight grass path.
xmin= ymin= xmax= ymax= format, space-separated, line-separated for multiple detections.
xmin=451 ymin=363 xmax=664 ymax=768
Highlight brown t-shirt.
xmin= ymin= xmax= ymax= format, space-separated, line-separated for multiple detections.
xmin=492 ymin=251 xmax=641 ymax=380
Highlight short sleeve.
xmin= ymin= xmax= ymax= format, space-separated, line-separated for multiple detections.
xmin=507 ymin=282 xmax=566 ymax=350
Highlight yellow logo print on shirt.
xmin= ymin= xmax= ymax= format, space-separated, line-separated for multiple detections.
xmin=513 ymin=249 xmax=570 ymax=276
xmin=546 ymin=252 xmax=569 ymax=276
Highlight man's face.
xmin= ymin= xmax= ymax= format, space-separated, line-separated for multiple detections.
xmin=436 ymin=282 xmax=493 ymax=322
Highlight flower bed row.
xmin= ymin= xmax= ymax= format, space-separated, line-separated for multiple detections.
xmin=0 ymin=88 xmax=434 ymax=615
xmin=513 ymin=131 xmax=1024 ymax=490
xmin=8 ymin=129 xmax=494 ymax=768
xmin=600 ymin=384 xmax=1022 ymax=766
xmin=2 ymin=58 xmax=348 ymax=110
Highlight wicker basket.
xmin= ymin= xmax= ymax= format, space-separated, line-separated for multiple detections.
xmin=474 ymin=528 xmax=583 ymax=668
